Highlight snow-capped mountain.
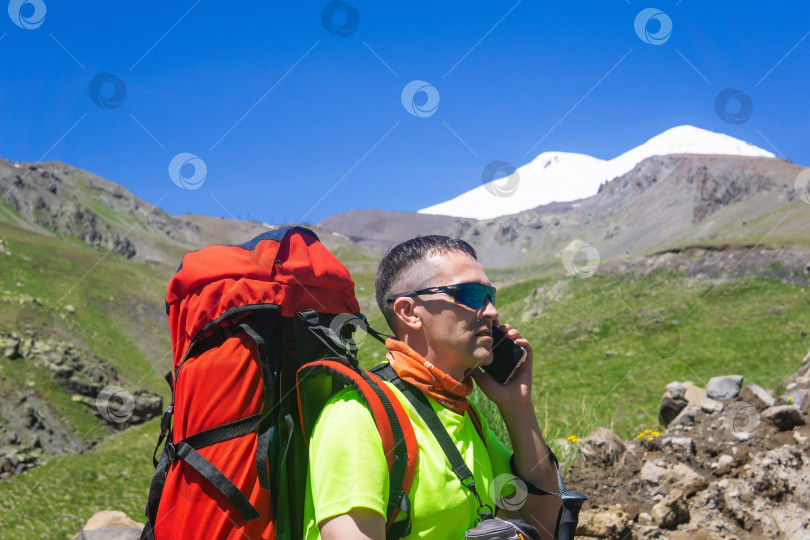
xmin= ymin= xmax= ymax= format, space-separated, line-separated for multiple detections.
xmin=419 ymin=126 xmax=775 ymax=219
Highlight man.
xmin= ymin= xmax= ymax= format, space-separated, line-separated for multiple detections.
xmin=303 ymin=236 xmax=562 ymax=539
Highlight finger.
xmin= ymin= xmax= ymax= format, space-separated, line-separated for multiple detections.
xmin=470 ymin=368 xmax=494 ymax=391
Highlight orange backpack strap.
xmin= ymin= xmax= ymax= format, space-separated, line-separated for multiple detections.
xmin=297 ymin=359 xmax=417 ymax=539
xmin=466 ymin=404 xmax=487 ymax=448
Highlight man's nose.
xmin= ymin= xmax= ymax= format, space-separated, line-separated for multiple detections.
xmin=480 ymin=296 xmax=498 ymax=319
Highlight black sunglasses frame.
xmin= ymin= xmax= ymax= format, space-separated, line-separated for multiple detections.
xmin=386 ymin=282 xmax=496 ymax=310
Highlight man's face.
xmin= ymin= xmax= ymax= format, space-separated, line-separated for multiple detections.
xmin=410 ymin=251 xmax=499 ymax=377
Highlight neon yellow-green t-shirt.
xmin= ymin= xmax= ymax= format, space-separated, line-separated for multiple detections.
xmin=303 ymin=381 xmax=513 ymax=539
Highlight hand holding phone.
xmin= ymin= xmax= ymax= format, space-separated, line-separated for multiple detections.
xmin=481 ymin=325 xmax=527 ymax=385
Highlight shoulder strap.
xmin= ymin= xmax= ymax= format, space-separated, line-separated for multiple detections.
xmin=372 ymin=362 xmax=486 ymax=446
xmin=372 ymin=364 xmax=494 ymax=523
xmin=296 ymin=359 xmax=417 ymax=539
xmin=466 ymin=404 xmax=487 ymax=447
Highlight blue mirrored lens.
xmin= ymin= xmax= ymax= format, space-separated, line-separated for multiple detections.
xmin=453 ymin=284 xmax=495 ymax=309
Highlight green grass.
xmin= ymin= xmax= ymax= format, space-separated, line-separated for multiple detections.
xmin=493 ymin=269 xmax=810 ymax=440
xmin=0 ymin=418 xmax=159 ymax=538
xmin=82 ymin=197 xmax=127 ymax=226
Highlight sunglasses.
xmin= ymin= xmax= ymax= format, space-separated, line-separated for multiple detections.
xmin=386 ymin=282 xmax=496 ymax=310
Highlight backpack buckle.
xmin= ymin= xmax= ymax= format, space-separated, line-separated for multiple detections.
xmin=165 ymin=442 xmax=177 ymax=462
xmin=160 ymin=405 xmax=174 ymax=435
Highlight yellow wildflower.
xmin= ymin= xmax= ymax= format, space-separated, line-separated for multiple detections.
xmin=635 ymin=429 xmax=661 ymax=442
xmin=566 ymin=435 xmax=580 ymax=443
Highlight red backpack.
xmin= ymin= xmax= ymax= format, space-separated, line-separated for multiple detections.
xmin=141 ymin=226 xmax=417 ymax=539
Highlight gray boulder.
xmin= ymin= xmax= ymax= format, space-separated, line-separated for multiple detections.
xmin=761 ymin=405 xmax=805 ymax=431
xmin=706 ymin=375 xmax=744 ymax=401
xmin=738 ymin=382 xmax=776 ymax=411
xmin=701 ymin=397 xmax=723 ymax=413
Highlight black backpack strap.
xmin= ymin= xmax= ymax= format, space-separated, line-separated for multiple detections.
xmin=143 ymin=372 xmax=176 ymax=538
xmin=236 ymin=320 xmax=278 ymax=491
xmin=141 ymin=444 xmax=170 ymax=540
xmin=384 ymin=374 xmax=495 ymax=524
xmin=145 ymin=413 xmax=266 ymax=528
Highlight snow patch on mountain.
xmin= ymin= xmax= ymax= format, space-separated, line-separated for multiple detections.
xmin=419 ymin=126 xmax=775 ymax=219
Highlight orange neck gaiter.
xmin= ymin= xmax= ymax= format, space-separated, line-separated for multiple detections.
xmin=385 ymin=338 xmax=473 ymax=415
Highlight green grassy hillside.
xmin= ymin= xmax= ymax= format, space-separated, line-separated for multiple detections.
xmin=0 ymin=215 xmax=173 ymax=477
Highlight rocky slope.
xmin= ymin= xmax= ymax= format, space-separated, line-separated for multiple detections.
xmin=0 ymin=322 xmax=162 ymax=480
xmin=565 ymin=351 xmax=810 ymax=539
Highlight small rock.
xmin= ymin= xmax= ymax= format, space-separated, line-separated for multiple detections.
xmin=717 ymin=454 xmax=734 ymax=468
xmin=575 ymin=505 xmax=631 ymax=539
xmin=739 ymin=383 xmax=776 ymax=411
xmin=714 ymin=454 xmax=734 ymax=476
xmin=761 ymin=405 xmax=805 ymax=431
xmin=706 ymin=375 xmax=744 ymax=400
xmin=782 ymin=389 xmax=806 ymax=408
xmin=732 ymin=430 xmax=751 ymax=442
xmin=670 ymin=403 xmax=699 ymax=426
xmin=701 ymin=397 xmax=723 ymax=413
xmin=682 ymin=382 xmax=706 ymax=404
xmin=73 ymin=510 xmax=143 ymax=540
xmin=650 ymin=488 xmax=689 ymax=529
xmin=577 ymin=427 xmax=626 ymax=466
xmin=668 ymin=436 xmax=696 ymax=455
xmin=640 ymin=461 xmax=667 ymax=485
xmin=49 ymin=364 xmax=73 ymax=379
xmin=669 ymin=463 xmax=706 ymax=495
xmin=664 ymin=381 xmax=686 ymax=400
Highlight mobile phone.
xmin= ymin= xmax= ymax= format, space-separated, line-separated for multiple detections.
xmin=482 ymin=326 xmax=527 ymax=385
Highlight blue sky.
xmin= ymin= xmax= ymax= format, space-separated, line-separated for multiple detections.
xmin=2 ymin=1 xmax=808 ymax=224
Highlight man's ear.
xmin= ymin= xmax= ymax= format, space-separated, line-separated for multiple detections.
xmin=393 ymin=297 xmax=421 ymax=331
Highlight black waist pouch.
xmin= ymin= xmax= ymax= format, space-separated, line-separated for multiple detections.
xmin=464 ymin=518 xmax=541 ymax=540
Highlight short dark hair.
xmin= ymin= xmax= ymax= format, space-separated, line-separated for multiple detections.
xmin=375 ymin=235 xmax=477 ymax=332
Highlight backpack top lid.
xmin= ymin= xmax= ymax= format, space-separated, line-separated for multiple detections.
xmin=166 ymin=226 xmax=361 ymax=368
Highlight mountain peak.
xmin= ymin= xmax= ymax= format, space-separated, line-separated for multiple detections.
xmin=629 ymin=125 xmax=774 ymax=160
xmin=419 ymin=126 xmax=775 ymax=219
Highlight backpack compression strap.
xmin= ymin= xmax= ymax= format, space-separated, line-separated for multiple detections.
xmin=142 ymin=306 xmax=281 ymax=538
xmin=296 ymin=359 xmax=418 ymax=539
